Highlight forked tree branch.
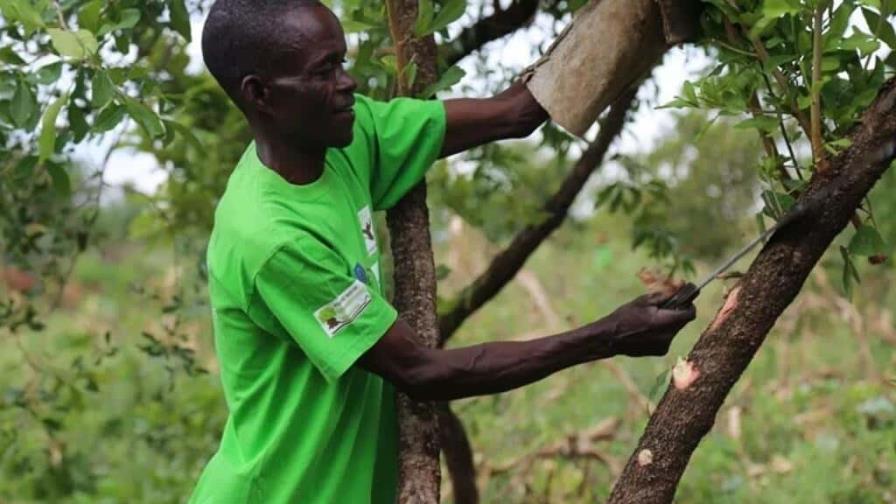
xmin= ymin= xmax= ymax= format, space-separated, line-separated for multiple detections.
xmin=438 ymin=86 xmax=640 ymax=345
xmin=608 ymin=78 xmax=896 ymax=503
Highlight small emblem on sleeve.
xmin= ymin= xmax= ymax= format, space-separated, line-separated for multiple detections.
xmin=314 ymin=280 xmax=372 ymax=337
xmin=358 ymin=206 xmax=378 ymax=255
xmin=353 ymin=263 xmax=369 ymax=284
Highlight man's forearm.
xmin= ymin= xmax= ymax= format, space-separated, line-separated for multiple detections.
xmin=401 ymin=321 xmax=615 ymax=401
xmin=440 ymin=82 xmax=549 ymax=158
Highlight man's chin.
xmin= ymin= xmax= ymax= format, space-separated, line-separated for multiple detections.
xmin=331 ymin=130 xmax=354 ymax=148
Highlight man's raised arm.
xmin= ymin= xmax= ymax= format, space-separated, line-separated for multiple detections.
xmin=439 ymin=80 xmax=549 ymax=158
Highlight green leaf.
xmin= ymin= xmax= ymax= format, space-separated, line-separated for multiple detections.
xmin=862 ymin=7 xmax=896 ymax=49
xmin=840 ymin=31 xmax=880 ymax=55
xmin=341 ymin=19 xmax=375 ymax=33
xmin=734 ymin=115 xmax=779 ymax=133
xmin=68 ymin=105 xmax=89 ymax=142
xmin=47 ymin=29 xmax=99 ymax=60
xmin=78 ymin=0 xmax=103 ymax=32
xmin=114 ymin=8 xmax=142 ymax=30
xmin=840 ymin=245 xmax=860 ymax=297
xmin=46 ymin=163 xmax=71 ymax=197
xmin=755 ymin=0 xmax=801 ymax=33
xmin=169 ymin=0 xmax=192 ymax=41
xmin=39 ymin=93 xmax=68 ymax=163
xmin=93 ymin=103 xmax=126 ymax=132
xmin=10 ymin=79 xmax=36 ymax=128
xmin=34 ymin=61 xmax=63 ymax=85
xmin=824 ymin=137 xmax=852 ymax=154
xmin=414 ymin=0 xmax=434 ymax=35
xmin=849 ymin=225 xmax=887 ymax=256
xmin=403 ymin=61 xmax=418 ymax=90
xmin=1 ymin=0 xmax=46 ymax=34
xmin=430 ymin=0 xmax=466 ymax=33
xmin=124 ymin=97 xmax=165 ymax=138
xmin=91 ymin=70 xmax=115 ymax=108
xmin=0 ymin=46 xmax=26 ymax=65
xmin=164 ymin=119 xmax=203 ymax=151
xmin=12 ymin=155 xmax=37 ymax=182
xmin=420 ymin=65 xmax=465 ymax=97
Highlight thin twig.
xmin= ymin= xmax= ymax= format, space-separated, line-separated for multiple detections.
xmin=810 ymin=6 xmax=826 ymax=171
xmin=52 ymin=0 xmax=69 ymax=30
xmin=50 ymin=127 xmax=124 ymax=309
xmin=761 ymin=71 xmax=803 ymax=180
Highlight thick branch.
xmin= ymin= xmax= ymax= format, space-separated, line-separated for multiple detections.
xmin=442 ymin=0 xmax=539 ymax=67
xmin=438 ymin=404 xmax=479 ymax=504
xmin=438 ymin=87 xmax=639 ymax=344
xmin=384 ymin=1 xmax=443 ymax=502
xmin=607 ymin=78 xmax=896 ymax=503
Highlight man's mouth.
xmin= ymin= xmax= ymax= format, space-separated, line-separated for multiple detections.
xmin=333 ymin=101 xmax=355 ymax=118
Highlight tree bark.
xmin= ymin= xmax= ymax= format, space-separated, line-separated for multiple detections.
xmin=525 ymin=0 xmax=667 ymax=137
xmin=435 ymin=88 xmax=637 ymax=502
xmin=438 ymin=86 xmax=640 ymax=344
xmin=384 ymin=1 xmax=443 ymax=502
xmin=437 ymin=404 xmax=480 ymax=504
xmin=608 ymin=78 xmax=896 ymax=503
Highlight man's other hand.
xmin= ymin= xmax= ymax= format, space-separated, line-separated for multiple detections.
xmin=598 ymin=287 xmax=697 ymax=357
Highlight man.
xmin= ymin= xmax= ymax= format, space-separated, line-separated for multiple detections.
xmin=191 ymin=1 xmax=696 ymax=502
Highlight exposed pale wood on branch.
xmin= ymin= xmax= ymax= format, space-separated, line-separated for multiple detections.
xmin=608 ymin=78 xmax=896 ymax=504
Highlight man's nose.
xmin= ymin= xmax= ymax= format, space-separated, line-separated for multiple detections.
xmin=337 ymin=68 xmax=357 ymax=93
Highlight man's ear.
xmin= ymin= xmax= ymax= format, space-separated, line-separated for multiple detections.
xmin=240 ymin=75 xmax=270 ymax=112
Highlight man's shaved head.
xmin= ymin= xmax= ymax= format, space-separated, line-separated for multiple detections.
xmin=201 ymin=0 xmax=322 ymax=104
xmin=202 ymin=0 xmax=357 ymax=149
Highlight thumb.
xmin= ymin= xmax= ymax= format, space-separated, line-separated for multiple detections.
xmin=655 ymin=303 xmax=697 ymax=326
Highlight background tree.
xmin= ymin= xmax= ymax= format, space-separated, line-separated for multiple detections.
xmin=1 ymin=0 xmax=895 ymax=503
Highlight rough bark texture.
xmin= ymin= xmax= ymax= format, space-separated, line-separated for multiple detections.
xmin=443 ymin=0 xmax=540 ymax=66
xmin=437 ymin=404 xmax=479 ymax=504
xmin=438 ymin=87 xmax=639 ymax=344
xmin=608 ymin=78 xmax=896 ymax=504
xmin=656 ymin=0 xmax=705 ymax=44
xmin=384 ymin=1 xmax=442 ymax=502
xmin=525 ymin=0 xmax=667 ymax=137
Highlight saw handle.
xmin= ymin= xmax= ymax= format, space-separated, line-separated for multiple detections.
xmin=661 ymin=283 xmax=700 ymax=310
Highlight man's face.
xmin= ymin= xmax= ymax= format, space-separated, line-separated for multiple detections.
xmin=253 ymin=4 xmax=358 ymax=149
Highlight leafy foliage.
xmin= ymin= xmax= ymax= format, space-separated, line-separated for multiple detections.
xmin=662 ymin=0 xmax=895 ymax=289
xmin=1 ymin=0 xmax=895 ymax=501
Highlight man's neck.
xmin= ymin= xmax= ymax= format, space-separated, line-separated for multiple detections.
xmin=254 ymin=131 xmax=326 ymax=185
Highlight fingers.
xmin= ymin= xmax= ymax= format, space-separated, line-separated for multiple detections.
xmin=632 ymin=291 xmax=672 ymax=307
xmin=654 ymin=302 xmax=697 ymax=328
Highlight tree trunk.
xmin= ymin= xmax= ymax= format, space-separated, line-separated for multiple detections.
xmin=384 ymin=1 xmax=443 ymax=502
xmin=608 ymin=78 xmax=896 ymax=503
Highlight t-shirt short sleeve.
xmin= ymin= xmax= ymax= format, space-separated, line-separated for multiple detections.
xmin=251 ymin=236 xmax=398 ymax=383
xmin=354 ymin=95 xmax=446 ymax=211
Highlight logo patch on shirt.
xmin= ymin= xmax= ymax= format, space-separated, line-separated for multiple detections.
xmin=358 ymin=206 xmax=378 ymax=255
xmin=314 ymin=280 xmax=372 ymax=337
xmin=353 ymin=263 xmax=368 ymax=285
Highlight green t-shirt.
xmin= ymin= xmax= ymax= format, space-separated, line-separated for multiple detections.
xmin=190 ymin=95 xmax=446 ymax=504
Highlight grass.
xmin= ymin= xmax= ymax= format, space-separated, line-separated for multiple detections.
xmin=0 ymin=213 xmax=894 ymax=503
